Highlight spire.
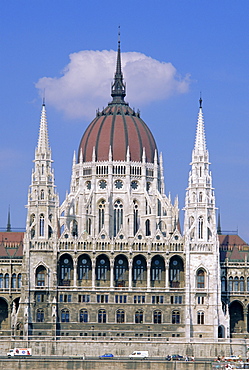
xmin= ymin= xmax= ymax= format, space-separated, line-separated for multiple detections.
xmin=111 ymin=28 xmax=126 ymax=104
xmin=37 ymin=103 xmax=50 ymax=153
xmin=217 ymin=209 xmax=222 ymax=235
xmin=6 ymin=206 xmax=11 ymax=232
xmin=194 ymin=97 xmax=207 ymax=154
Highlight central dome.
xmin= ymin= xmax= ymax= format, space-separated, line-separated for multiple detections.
xmin=78 ymin=41 xmax=157 ymax=163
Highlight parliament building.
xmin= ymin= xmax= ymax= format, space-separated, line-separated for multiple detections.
xmin=0 ymin=42 xmax=248 ymax=357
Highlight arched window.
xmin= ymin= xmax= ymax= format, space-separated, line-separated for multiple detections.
xmin=221 ymin=277 xmax=226 ymax=292
xmin=39 ymin=214 xmax=45 ymax=236
xmin=172 ymin=310 xmax=180 ymax=324
xmin=4 ymin=274 xmax=9 ymax=289
xmin=30 ymin=214 xmax=35 ymax=226
xmin=17 ymin=274 xmax=22 ymax=288
xmin=96 ymin=255 xmax=110 ymax=281
xmin=197 ymin=311 xmax=204 ymax=325
xmin=240 ymin=277 xmax=244 ymax=292
xmin=87 ymin=218 xmax=92 ymax=235
xmin=114 ymin=200 xmax=123 ymax=237
xmin=116 ymin=309 xmax=125 ymax=323
xmin=169 ymin=256 xmax=184 ymax=288
xmin=133 ymin=256 xmax=146 ymax=282
xmin=228 ymin=276 xmax=233 ymax=292
xmin=135 ymin=310 xmax=143 ymax=323
xmin=133 ymin=200 xmax=139 ymax=236
xmin=59 ymin=255 xmax=73 ymax=285
xmin=98 ymin=200 xmax=105 ymax=233
xmin=11 ymin=274 xmax=16 ymax=289
xmin=40 ymin=189 xmax=44 ymax=200
xmin=198 ymin=216 xmax=203 ymax=239
xmin=98 ymin=309 xmax=106 ymax=323
xmin=61 ymin=309 xmax=70 ymax=322
xmin=247 ymin=277 xmax=249 ymax=292
xmin=153 ymin=310 xmax=162 ymax=324
xmin=72 ymin=220 xmax=78 ymax=237
xmin=234 ymin=276 xmax=239 ymax=292
xmin=114 ymin=255 xmax=128 ymax=287
xmin=199 ymin=192 xmax=203 ymax=202
xmin=36 ymin=266 xmax=46 ymax=286
xmin=151 ymin=256 xmax=165 ymax=282
xmin=0 ymin=274 xmax=3 ymax=288
xmin=78 ymin=255 xmax=91 ymax=281
xmin=145 ymin=219 xmax=151 ymax=236
xmin=37 ymin=309 xmax=44 ymax=322
xmin=197 ymin=269 xmax=205 ymax=289
xmin=79 ymin=309 xmax=88 ymax=323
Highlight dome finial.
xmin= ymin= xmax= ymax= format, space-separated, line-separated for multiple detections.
xmin=111 ymin=27 xmax=126 ymax=104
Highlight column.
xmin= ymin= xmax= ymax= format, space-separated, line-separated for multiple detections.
xmin=110 ymin=259 xmax=114 ymax=289
xmin=128 ymin=259 xmax=132 ymax=290
xmin=92 ymin=259 xmax=96 ymax=289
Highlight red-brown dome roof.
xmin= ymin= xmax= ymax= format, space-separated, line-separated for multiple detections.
xmin=78 ymin=41 xmax=157 ymax=163
xmin=78 ymin=103 xmax=157 ymax=163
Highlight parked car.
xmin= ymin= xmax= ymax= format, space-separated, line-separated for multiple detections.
xmin=171 ymin=354 xmax=183 ymax=361
xmin=99 ymin=353 xmax=114 ymax=359
xmin=165 ymin=355 xmax=171 ymax=361
xmin=224 ymin=355 xmax=239 ymax=362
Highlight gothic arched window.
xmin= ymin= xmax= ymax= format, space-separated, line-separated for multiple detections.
xmin=39 ymin=214 xmax=45 ymax=236
xmin=98 ymin=200 xmax=105 ymax=233
xmin=114 ymin=200 xmax=123 ymax=237
xmin=133 ymin=200 xmax=139 ymax=236
xmin=17 ymin=274 xmax=22 ymax=288
xmin=145 ymin=219 xmax=151 ymax=236
xmin=198 ymin=216 xmax=203 ymax=239
xmin=197 ymin=269 xmax=205 ymax=289
xmin=36 ymin=265 xmax=46 ymax=286
xmin=78 ymin=255 xmax=91 ymax=281
xmin=96 ymin=255 xmax=110 ymax=281
xmin=240 ymin=277 xmax=244 ymax=292
xmin=4 ymin=274 xmax=9 ymax=289
xmin=11 ymin=274 xmax=16 ymax=289
xmin=234 ymin=276 xmax=239 ymax=292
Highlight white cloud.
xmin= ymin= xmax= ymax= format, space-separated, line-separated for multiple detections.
xmin=36 ymin=50 xmax=191 ymax=119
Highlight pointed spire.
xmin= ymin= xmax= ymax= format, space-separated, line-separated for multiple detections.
xmin=37 ymin=103 xmax=50 ymax=153
xmin=217 ymin=209 xmax=222 ymax=235
xmin=194 ymin=97 xmax=207 ymax=153
xmin=6 ymin=206 xmax=11 ymax=232
xmin=126 ymin=146 xmax=130 ymax=162
xmin=73 ymin=151 xmax=76 ymax=166
xmin=111 ymin=27 xmax=126 ymax=104
xmin=109 ymin=146 xmax=112 ymax=161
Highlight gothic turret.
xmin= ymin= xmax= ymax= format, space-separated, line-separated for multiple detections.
xmin=183 ymin=98 xmax=228 ymax=340
xmin=184 ymin=98 xmax=216 ymax=246
xmin=26 ymin=102 xmax=59 ymax=244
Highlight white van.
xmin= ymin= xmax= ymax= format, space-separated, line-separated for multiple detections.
xmin=129 ymin=351 xmax=148 ymax=359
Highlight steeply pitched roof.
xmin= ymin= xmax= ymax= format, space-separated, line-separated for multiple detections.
xmin=0 ymin=232 xmax=24 ymax=258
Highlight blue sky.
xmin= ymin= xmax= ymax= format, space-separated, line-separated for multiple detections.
xmin=0 ymin=1 xmax=248 ymax=242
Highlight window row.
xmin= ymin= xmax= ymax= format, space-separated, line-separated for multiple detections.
xmin=57 ymin=294 xmax=182 ymax=305
xmin=0 ymin=273 xmax=21 ymax=289
xmin=222 ymin=276 xmax=249 ymax=293
xmin=36 ymin=308 xmax=205 ymax=325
